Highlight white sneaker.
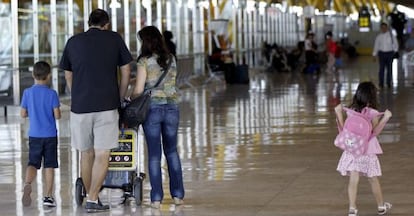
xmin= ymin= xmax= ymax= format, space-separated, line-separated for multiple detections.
xmin=378 ymin=202 xmax=392 ymax=215
xmin=173 ymin=197 xmax=184 ymax=205
xmin=348 ymin=207 xmax=358 ymax=216
xmin=150 ymin=201 xmax=161 ymax=209
xmin=43 ymin=196 xmax=56 ymax=207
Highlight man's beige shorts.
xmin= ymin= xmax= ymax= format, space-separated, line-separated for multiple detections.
xmin=70 ymin=109 xmax=119 ymax=151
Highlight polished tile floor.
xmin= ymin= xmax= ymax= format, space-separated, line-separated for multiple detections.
xmin=1 ymin=56 xmax=414 ymax=216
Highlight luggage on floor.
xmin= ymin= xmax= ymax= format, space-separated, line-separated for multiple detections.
xmin=234 ymin=64 xmax=249 ymax=84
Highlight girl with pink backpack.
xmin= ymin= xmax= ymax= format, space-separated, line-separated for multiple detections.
xmin=334 ymin=82 xmax=393 ymax=216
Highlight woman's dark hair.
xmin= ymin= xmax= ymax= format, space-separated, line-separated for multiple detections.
xmin=349 ymin=81 xmax=378 ymax=112
xmin=33 ymin=61 xmax=51 ymax=80
xmin=163 ymin=30 xmax=173 ymax=41
xmin=137 ymin=26 xmax=171 ymax=69
xmin=88 ymin=9 xmax=109 ymax=27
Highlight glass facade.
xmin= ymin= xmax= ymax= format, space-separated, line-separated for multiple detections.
xmin=1 ymin=0 xmax=330 ymax=104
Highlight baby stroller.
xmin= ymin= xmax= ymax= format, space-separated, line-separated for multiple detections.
xmin=75 ymin=128 xmax=146 ymax=206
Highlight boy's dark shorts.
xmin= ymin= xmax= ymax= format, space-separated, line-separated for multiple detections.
xmin=28 ymin=137 xmax=58 ymax=169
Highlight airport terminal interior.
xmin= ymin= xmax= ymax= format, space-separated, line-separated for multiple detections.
xmin=1 ymin=0 xmax=414 ymax=215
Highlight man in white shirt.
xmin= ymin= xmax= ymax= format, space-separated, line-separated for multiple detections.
xmin=373 ymin=22 xmax=399 ymax=88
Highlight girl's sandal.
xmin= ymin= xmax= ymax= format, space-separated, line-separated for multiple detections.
xmin=378 ymin=202 xmax=392 ymax=215
xmin=348 ymin=207 xmax=358 ymax=216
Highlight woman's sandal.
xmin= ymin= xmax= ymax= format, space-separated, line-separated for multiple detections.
xmin=348 ymin=207 xmax=358 ymax=216
xmin=378 ymin=202 xmax=392 ymax=215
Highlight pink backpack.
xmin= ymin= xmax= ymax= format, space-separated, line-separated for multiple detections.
xmin=334 ymin=107 xmax=375 ymax=156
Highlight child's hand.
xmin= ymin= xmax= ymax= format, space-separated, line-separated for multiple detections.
xmin=384 ymin=109 xmax=392 ymax=119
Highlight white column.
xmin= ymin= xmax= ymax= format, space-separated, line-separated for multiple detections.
xmin=268 ymin=9 xmax=272 ymax=44
xmin=98 ymin=0 xmax=104 ymax=9
xmin=145 ymin=0 xmax=152 ymax=26
xmin=199 ymin=6 xmax=205 ymax=74
xmin=252 ymin=10 xmax=257 ymax=66
xmin=192 ymin=1 xmax=198 ymax=54
xmin=11 ymin=0 xmax=20 ymax=105
xmin=183 ymin=0 xmax=189 ymax=54
xmin=166 ymin=1 xmax=172 ymax=31
xmin=50 ymin=0 xmax=59 ymax=93
xmin=248 ymin=10 xmax=253 ymax=66
xmin=272 ymin=11 xmax=276 ymax=44
xmin=124 ymin=0 xmax=130 ymax=48
xmin=32 ymin=0 xmax=39 ymax=62
xmin=83 ymin=0 xmax=90 ymax=31
xmin=232 ymin=6 xmax=237 ymax=64
xmin=111 ymin=2 xmax=118 ymax=31
xmin=156 ymin=0 xmax=162 ymax=30
xmin=237 ymin=8 xmax=243 ymax=63
xmin=243 ymin=9 xmax=248 ymax=64
xmin=135 ymin=0 xmax=141 ymax=54
xmin=67 ymin=0 xmax=74 ymax=37
xmin=175 ymin=2 xmax=181 ymax=54
xmin=207 ymin=4 xmax=212 ymax=55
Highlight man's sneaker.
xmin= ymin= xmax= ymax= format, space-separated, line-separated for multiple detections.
xmin=378 ymin=202 xmax=392 ymax=215
xmin=22 ymin=184 xmax=32 ymax=206
xmin=43 ymin=197 xmax=56 ymax=207
xmin=85 ymin=200 xmax=110 ymax=213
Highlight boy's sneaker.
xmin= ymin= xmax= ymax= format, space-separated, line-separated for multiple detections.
xmin=378 ymin=202 xmax=392 ymax=215
xmin=85 ymin=200 xmax=110 ymax=213
xmin=22 ymin=184 xmax=32 ymax=206
xmin=43 ymin=197 xmax=56 ymax=207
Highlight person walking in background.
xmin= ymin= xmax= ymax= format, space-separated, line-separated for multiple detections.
xmin=131 ymin=26 xmax=184 ymax=209
xmin=325 ymin=31 xmax=338 ymax=74
xmin=59 ymin=9 xmax=132 ymax=213
xmin=335 ymin=82 xmax=392 ymax=216
xmin=304 ymin=31 xmax=318 ymax=73
xmin=21 ymin=61 xmax=61 ymax=207
xmin=404 ymin=30 xmax=414 ymax=85
xmin=404 ymin=30 xmax=414 ymax=52
xmin=163 ymin=30 xmax=177 ymax=58
xmin=373 ymin=22 xmax=399 ymax=88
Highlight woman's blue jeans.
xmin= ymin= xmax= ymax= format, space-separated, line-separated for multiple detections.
xmin=142 ymin=103 xmax=184 ymax=202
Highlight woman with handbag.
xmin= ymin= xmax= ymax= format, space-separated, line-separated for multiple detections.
xmin=130 ymin=26 xmax=184 ymax=209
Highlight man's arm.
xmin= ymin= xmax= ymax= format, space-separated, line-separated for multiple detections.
xmin=119 ymin=63 xmax=131 ymax=100
xmin=65 ymin=70 xmax=73 ymax=92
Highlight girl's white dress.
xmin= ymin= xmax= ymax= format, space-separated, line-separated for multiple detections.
xmin=336 ymin=107 xmax=383 ymax=177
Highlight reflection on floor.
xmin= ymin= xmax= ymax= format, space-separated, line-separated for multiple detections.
xmin=0 ymin=56 xmax=413 ymax=216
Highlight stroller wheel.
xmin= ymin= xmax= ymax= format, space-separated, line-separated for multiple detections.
xmin=133 ymin=178 xmax=143 ymax=205
xmin=75 ymin=178 xmax=85 ymax=206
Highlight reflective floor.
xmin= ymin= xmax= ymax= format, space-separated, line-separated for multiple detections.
xmin=1 ymin=56 xmax=414 ymax=216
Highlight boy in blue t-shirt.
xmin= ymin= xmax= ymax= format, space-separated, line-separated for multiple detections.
xmin=20 ymin=61 xmax=61 ymax=207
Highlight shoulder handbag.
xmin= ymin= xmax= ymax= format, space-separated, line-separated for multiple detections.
xmin=120 ymin=57 xmax=172 ymax=128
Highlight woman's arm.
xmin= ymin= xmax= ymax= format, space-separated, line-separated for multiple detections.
xmin=130 ymin=64 xmax=147 ymax=99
